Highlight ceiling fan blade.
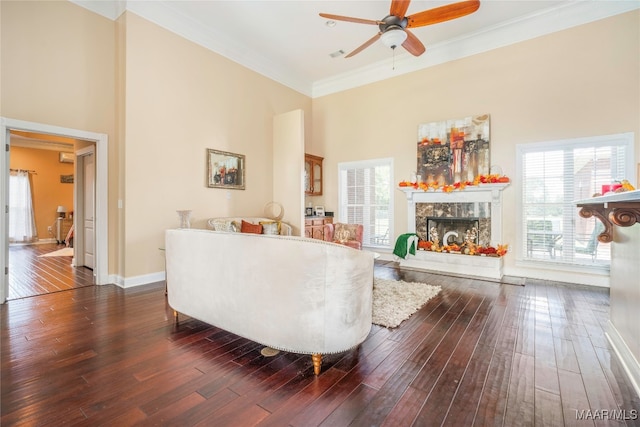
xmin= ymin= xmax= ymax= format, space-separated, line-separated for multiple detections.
xmin=345 ymin=33 xmax=382 ymax=58
xmin=319 ymin=13 xmax=382 ymax=26
xmin=406 ymin=0 xmax=480 ymax=28
xmin=402 ymin=30 xmax=426 ymax=56
xmin=390 ymin=0 xmax=411 ymax=19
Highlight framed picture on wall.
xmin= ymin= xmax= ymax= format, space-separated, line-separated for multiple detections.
xmin=207 ymin=149 xmax=245 ymax=190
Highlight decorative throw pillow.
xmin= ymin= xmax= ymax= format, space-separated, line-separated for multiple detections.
xmin=241 ymin=220 xmax=263 ymax=234
xmin=260 ymin=221 xmax=280 ymax=235
xmin=334 ymin=223 xmax=358 ymax=243
xmin=210 ymin=219 xmax=236 ymax=232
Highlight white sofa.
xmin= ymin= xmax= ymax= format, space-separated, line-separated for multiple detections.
xmin=165 ymin=228 xmax=375 ymax=375
xmin=207 ymin=217 xmax=292 ymax=235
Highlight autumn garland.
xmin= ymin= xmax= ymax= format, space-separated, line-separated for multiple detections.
xmin=398 ymin=173 xmax=510 ymax=192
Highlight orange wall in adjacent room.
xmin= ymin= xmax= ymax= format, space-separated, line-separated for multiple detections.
xmin=9 ymin=146 xmax=74 ymax=241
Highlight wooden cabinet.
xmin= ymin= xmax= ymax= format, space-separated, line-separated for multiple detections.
xmin=304 ymin=154 xmax=323 ymax=196
xmin=305 ymin=217 xmax=333 ymax=240
xmin=56 ymin=218 xmax=73 ymax=245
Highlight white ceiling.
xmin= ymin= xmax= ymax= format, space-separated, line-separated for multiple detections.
xmin=72 ymin=0 xmax=638 ymax=97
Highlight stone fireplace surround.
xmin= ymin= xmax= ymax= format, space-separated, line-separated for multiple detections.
xmin=397 ymin=183 xmax=509 ymax=279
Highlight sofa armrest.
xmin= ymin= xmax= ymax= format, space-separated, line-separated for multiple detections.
xmin=279 ymin=222 xmax=292 ymax=236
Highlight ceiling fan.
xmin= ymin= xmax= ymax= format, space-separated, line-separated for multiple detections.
xmin=320 ymin=0 xmax=480 ymax=58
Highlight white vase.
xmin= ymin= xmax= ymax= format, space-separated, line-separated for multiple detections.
xmin=176 ymin=210 xmax=192 ymax=228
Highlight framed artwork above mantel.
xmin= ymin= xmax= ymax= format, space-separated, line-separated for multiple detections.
xmin=417 ymin=114 xmax=490 ymax=185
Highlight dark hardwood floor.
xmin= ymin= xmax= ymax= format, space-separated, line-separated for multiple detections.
xmin=8 ymin=243 xmax=94 ymax=300
xmin=2 ymin=252 xmax=639 ymax=426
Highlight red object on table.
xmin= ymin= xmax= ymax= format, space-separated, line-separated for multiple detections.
xmin=601 ymin=184 xmax=622 ymax=194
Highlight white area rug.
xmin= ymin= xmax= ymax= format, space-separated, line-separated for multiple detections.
xmin=372 ymin=278 xmax=441 ymax=328
xmin=39 ymin=247 xmax=73 ymax=257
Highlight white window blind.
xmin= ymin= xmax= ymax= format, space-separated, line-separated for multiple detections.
xmin=338 ymin=158 xmax=393 ymax=248
xmin=517 ymin=133 xmax=634 ymax=267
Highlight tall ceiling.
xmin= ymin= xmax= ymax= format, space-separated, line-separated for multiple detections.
xmin=72 ymin=0 xmax=638 ymax=97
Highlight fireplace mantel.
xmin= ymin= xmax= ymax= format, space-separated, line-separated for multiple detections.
xmin=399 ymin=183 xmax=509 ymax=244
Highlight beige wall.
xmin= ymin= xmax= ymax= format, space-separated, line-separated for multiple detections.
xmin=121 ymin=12 xmax=311 ymax=278
xmin=9 ymin=146 xmax=74 ymax=240
xmin=1 ymin=0 xmax=119 ymax=272
xmin=312 ymin=10 xmax=640 ymax=284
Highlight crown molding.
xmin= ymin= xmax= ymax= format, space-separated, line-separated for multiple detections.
xmin=70 ymin=1 xmax=639 ymax=99
xmin=10 ymin=138 xmax=74 ymax=153
xmin=70 ymin=0 xmax=126 ymax=20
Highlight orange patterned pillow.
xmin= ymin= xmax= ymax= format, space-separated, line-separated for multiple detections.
xmin=334 ymin=223 xmax=358 ymax=242
xmin=241 ymin=220 xmax=263 ymax=234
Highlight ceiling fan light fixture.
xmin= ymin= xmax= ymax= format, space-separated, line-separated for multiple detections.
xmin=380 ymin=28 xmax=407 ymax=49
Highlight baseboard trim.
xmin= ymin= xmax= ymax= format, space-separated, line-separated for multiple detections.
xmin=606 ymin=321 xmax=640 ymax=399
xmin=124 ymin=271 xmax=165 ymax=288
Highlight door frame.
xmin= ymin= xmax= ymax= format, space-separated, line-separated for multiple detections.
xmin=74 ymin=145 xmax=96 ymax=271
xmin=0 ymin=118 xmax=109 ymax=303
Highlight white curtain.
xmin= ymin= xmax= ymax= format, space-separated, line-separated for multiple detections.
xmin=9 ymin=170 xmax=37 ymax=243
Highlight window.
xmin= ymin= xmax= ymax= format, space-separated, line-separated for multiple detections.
xmin=9 ymin=170 xmax=37 ymax=243
xmin=517 ymin=133 xmax=634 ymax=267
xmin=338 ymin=158 xmax=393 ymax=248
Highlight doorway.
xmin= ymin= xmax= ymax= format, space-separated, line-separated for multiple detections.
xmin=7 ymin=136 xmax=84 ymax=299
xmin=1 ymin=118 xmax=109 ymax=303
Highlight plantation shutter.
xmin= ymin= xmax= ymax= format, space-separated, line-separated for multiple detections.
xmin=518 ymin=133 xmax=633 ymax=266
xmin=338 ymin=158 xmax=393 ymax=248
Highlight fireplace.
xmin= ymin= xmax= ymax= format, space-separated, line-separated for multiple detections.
xmin=397 ymin=183 xmax=509 ymax=279
xmin=417 ymin=202 xmax=491 ymax=246
xmin=427 ymin=217 xmax=479 ymax=246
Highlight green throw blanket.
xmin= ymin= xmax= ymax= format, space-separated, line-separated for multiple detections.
xmin=393 ymin=233 xmax=418 ymax=259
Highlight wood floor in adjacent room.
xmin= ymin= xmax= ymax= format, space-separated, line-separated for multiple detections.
xmin=8 ymin=243 xmax=94 ymax=300
xmin=2 ymin=257 xmax=639 ymax=426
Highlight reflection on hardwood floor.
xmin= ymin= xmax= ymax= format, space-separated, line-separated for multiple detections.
xmin=2 ymin=260 xmax=639 ymax=426
xmin=8 ymin=243 xmax=94 ymax=300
